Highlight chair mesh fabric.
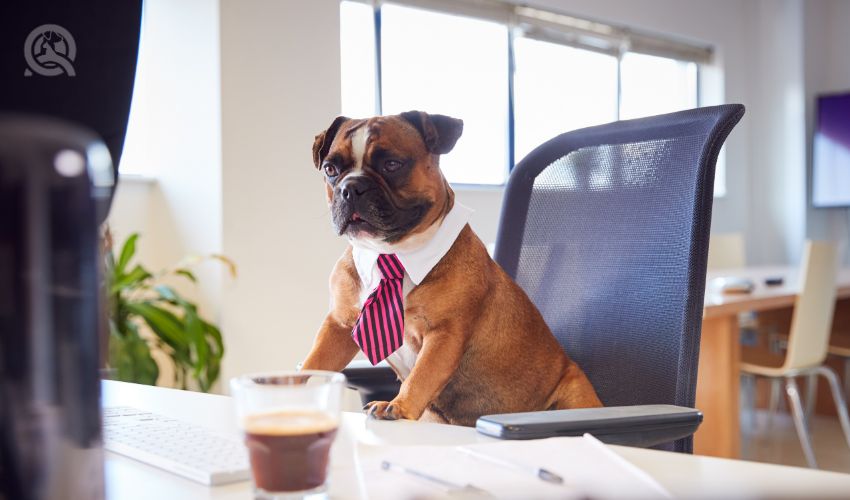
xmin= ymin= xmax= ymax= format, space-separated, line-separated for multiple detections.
xmin=495 ymin=105 xmax=744 ymax=453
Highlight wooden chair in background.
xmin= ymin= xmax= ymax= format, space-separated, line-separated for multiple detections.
xmin=739 ymin=241 xmax=850 ymax=469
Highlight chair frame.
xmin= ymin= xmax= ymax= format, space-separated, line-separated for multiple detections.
xmin=742 ymin=365 xmax=850 ymax=468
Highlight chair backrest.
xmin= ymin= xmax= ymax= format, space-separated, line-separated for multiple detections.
xmin=495 ymin=105 xmax=744 ymax=453
xmin=707 ymin=232 xmax=746 ymax=270
xmin=784 ymin=241 xmax=839 ymax=370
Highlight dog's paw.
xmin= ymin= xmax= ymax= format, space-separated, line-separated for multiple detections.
xmin=363 ymin=400 xmax=408 ymax=420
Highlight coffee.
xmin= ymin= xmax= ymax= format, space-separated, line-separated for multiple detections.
xmin=243 ymin=410 xmax=339 ymax=493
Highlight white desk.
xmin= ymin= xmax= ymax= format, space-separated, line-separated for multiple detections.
xmin=103 ymin=380 xmax=850 ymax=499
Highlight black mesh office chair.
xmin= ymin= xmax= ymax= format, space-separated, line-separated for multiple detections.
xmin=494 ymin=104 xmax=744 ymax=452
xmin=345 ymin=105 xmax=745 ymax=453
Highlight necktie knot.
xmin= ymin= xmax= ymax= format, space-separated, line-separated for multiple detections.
xmin=377 ymin=254 xmax=404 ymax=280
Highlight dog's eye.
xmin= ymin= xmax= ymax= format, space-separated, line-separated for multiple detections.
xmin=383 ymin=160 xmax=403 ymax=173
xmin=323 ymin=163 xmax=339 ymax=177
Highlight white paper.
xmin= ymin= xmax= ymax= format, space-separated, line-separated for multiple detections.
xmin=355 ymin=434 xmax=670 ymax=500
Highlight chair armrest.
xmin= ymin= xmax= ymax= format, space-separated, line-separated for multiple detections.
xmin=342 ymin=359 xmax=401 ymax=406
xmin=475 ymin=405 xmax=702 ymax=449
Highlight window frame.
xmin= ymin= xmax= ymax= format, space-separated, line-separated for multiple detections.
xmin=343 ymin=0 xmax=711 ymax=188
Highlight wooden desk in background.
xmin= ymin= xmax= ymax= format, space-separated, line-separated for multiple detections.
xmin=694 ymin=267 xmax=850 ymax=458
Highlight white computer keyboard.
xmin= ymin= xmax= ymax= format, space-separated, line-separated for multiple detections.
xmin=102 ymin=406 xmax=250 ymax=486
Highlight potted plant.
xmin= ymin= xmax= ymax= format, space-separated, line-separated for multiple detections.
xmin=104 ymin=231 xmax=235 ymax=392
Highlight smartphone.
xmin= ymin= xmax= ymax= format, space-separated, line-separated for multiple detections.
xmin=476 ymin=405 xmax=703 ymax=447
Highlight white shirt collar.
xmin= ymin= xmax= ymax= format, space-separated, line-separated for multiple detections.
xmin=351 ymin=202 xmax=474 ymax=286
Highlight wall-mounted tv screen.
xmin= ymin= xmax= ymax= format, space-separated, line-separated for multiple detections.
xmin=813 ymin=92 xmax=850 ymax=207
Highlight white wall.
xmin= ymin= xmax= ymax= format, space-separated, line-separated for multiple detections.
xmin=114 ymin=0 xmax=223 ymax=308
xmin=219 ymin=0 xmax=346 ymax=381
xmin=108 ymin=0 xmax=222 ymax=386
xmin=804 ymin=0 xmax=850 ymax=265
xmin=743 ymin=0 xmax=807 ymax=265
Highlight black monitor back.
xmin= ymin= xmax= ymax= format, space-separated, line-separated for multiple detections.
xmin=0 ymin=2 xmax=142 ymax=499
xmin=0 ymin=0 xmax=142 ymax=220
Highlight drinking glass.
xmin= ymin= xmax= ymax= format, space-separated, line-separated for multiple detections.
xmin=230 ymin=371 xmax=346 ymax=499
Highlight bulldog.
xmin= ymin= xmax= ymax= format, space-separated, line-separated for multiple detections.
xmin=301 ymin=111 xmax=601 ymax=425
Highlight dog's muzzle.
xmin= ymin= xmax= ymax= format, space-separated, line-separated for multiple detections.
xmin=338 ymin=176 xmax=374 ymax=203
xmin=332 ymin=174 xmax=431 ymax=243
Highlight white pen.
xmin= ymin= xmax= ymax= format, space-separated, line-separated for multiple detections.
xmin=456 ymin=446 xmax=565 ymax=485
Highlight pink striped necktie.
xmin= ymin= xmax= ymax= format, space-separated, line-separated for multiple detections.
xmin=352 ymin=254 xmax=405 ymax=365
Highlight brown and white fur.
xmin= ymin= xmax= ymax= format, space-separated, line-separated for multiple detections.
xmin=301 ymin=111 xmax=601 ymax=425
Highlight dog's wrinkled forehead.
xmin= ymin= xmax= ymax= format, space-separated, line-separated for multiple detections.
xmin=312 ymin=111 xmax=464 ymax=171
xmin=334 ymin=116 xmax=428 ymax=169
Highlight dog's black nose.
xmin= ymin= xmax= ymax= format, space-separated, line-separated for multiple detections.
xmin=339 ymin=177 xmax=370 ymax=201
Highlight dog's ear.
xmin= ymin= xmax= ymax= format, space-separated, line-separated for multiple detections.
xmin=399 ymin=111 xmax=463 ymax=155
xmin=312 ymin=116 xmax=350 ymax=168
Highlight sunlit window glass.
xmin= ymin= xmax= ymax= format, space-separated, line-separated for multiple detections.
xmin=340 ymin=1 xmax=377 ymax=118
xmin=339 ymin=4 xmax=710 ymax=190
xmin=381 ymin=3 xmax=509 ymax=185
xmin=513 ymin=37 xmax=618 ymax=162
xmin=619 ymin=52 xmax=698 ymax=120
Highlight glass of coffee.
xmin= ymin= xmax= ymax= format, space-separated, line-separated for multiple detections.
xmin=230 ymin=370 xmax=346 ymax=499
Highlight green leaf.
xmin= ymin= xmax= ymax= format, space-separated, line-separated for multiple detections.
xmin=184 ymin=305 xmax=209 ymax=380
xmin=199 ymin=320 xmax=224 ymax=393
xmin=209 ymin=254 xmax=238 ymax=279
xmin=204 ymin=357 xmax=221 ymax=393
xmin=175 ymin=269 xmax=197 ymax=283
xmin=108 ymin=324 xmax=158 ymax=386
xmin=126 ymin=302 xmax=190 ymax=361
xmin=111 ymin=264 xmax=152 ymax=294
xmin=153 ymin=285 xmax=179 ymax=303
xmin=116 ymin=233 xmax=139 ymax=276
xmin=105 ymin=233 xmax=231 ymax=393
xmin=202 ymin=320 xmax=224 ymax=357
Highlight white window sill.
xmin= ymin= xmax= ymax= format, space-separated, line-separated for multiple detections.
xmin=450 ymin=183 xmax=505 ymax=192
xmin=118 ymin=173 xmax=158 ymax=185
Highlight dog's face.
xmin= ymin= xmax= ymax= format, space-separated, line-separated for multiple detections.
xmin=312 ymin=111 xmax=463 ymax=248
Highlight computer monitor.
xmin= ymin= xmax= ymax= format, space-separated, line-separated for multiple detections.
xmin=812 ymin=91 xmax=850 ymax=208
xmin=0 ymin=2 xmax=142 ymax=499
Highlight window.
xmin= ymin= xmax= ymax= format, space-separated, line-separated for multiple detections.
xmin=340 ymin=1 xmax=713 ymax=189
xmin=513 ymin=38 xmax=618 ymax=161
xmin=340 ymin=1 xmax=376 ymax=119
xmin=381 ymin=4 xmax=509 ymax=185
xmin=619 ymin=52 xmax=698 ymax=120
